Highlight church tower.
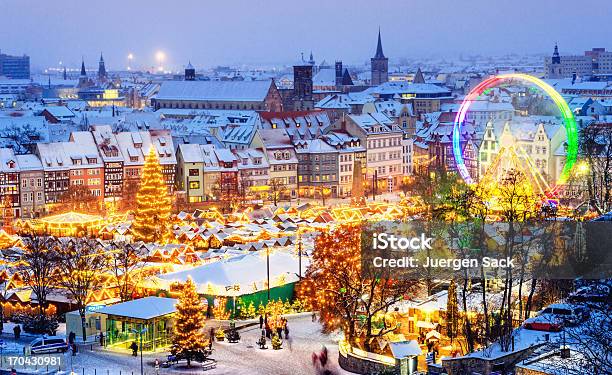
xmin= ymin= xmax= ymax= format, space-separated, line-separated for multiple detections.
xmin=370 ymin=28 xmax=388 ymax=86
xmin=185 ymin=61 xmax=195 ymax=81
xmin=98 ymin=53 xmax=107 ymax=82
xmin=78 ymin=58 xmax=89 ymax=88
xmin=293 ymin=57 xmax=314 ymax=111
xmin=547 ymin=44 xmax=562 ymax=79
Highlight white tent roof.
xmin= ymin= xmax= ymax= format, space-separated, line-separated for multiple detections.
xmin=96 ymin=297 xmax=178 ymax=320
xmin=157 ymin=250 xmax=307 ymax=293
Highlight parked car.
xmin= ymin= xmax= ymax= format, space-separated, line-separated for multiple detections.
xmin=523 ymin=314 xmax=564 ymax=332
xmin=28 ymin=336 xmax=69 ymax=354
xmin=569 ymin=284 xmax=611 ymax=304
xmin=540 ymin=303 xmax=589 ymax=325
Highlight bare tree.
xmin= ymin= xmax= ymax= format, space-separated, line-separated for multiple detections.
xmin=54 ymin=239 xmax=110 ymax=341
xmin=578 ymin=123 xmax=612 ymax=214
xmin=236 ymin=172 xmax=251 ymax=208
xmin=107 ymin=241 xmax=148 ymax=302
xmin=536 ymin=313 xmax=612 ymax=375
xmin=120 ymin=178 xmax=140 ymax=211
xmin=56 ymin=185 xmax=100 ymax=214
xmin=268 ymin=178 xmax=287 ymax=206
xmin=16 ymin=237 xmax=59 ymax=316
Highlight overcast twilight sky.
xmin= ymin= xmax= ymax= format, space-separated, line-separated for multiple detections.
xmin=2 ymin=0 xmax=611 ymax=71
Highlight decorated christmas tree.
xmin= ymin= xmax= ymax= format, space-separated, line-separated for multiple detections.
xmin=171 ymin=277 xmax=207 ymax=367
xmin=132 ymin=147 xmax=172 ymax=243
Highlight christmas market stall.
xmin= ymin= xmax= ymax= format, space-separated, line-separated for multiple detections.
xmin=93 ymin=296 xmax=179 ymax=352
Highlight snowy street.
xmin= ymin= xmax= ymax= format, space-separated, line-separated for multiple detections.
xmin=1 ymin=316 xmax=355 ymax=375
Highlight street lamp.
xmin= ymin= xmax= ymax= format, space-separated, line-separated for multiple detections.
xmin=156 ymin=51 xmax=165 ymax=72
xmin=127 ymin=53 xmax=134 ymax=70
xmin=130 ymin=325 xmax=148 ymax=375
xmin=266 ymin=247 xmax=270 ymax=303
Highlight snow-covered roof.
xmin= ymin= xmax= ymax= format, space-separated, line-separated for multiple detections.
xmin=15 ymin=153 xmax=42 ymax=171
xmin=157 ymin=251 xmax=305 ymax=294
xmin=0 ymin=148 xmax=19 ymax=173
xmin=96 ymin=296 xmax=178 ymax=320
xmin=41 ymin=106 xmax=75 ymax=119
xmin=156 ymin=80 xmax=273 ymax=102
xmin=294 ymin=138 xmax=337 ymax=154
xmin=389 ymin=340 xmax=422 ymax=358
xmin=313 ymin=68 xmax=336 ymax=87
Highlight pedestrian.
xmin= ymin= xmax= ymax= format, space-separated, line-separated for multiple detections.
xmin=154 ymin=358 xmax=160 ymax=375
xmin=130 ymin=341 xmax=138 ymax=357
xmin=284 ymin=323 xmax=289 ymax=339
xmin=311 ymin=311 xmax=316 ymax=322
xmin=276 ymin=325 xmax=283 ymax=339
xmin=265 ymin=322 xmax=271 ymax=338
xmin=72 ymin=343 xmax=77 ymax=356
xmin=68 ymin=331 xmax=75 ymax=345
xmin=13 ymin=325 xmax=20 ymax=340
xmin=99 ymin=331 xmax=104 ymax=346
xmin=259 ymin=314 xmax=264 ymax=329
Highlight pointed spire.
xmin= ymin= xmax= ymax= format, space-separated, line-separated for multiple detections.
xmin=414 ymin=67 xmax=425 ymax=84
xmin=98 ymin=52 xmax=107 ymax=80
xmin=374 ymin=27 xmax=385 ymax=59
xmin=80 ymin=58 xmax=86 ymax=77
xmin=63 ymin=66 xmax=67 ymax=81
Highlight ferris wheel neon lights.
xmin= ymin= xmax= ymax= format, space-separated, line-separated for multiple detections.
xmin=452 ymin=73 xmax=578 ymax=189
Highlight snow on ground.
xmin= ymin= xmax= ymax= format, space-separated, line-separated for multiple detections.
xmin=1 ymin=316 xmax=356 ymax=375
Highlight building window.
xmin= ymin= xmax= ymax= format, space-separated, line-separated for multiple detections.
xmin=189 ymin=181 xmax=200 ymax=189
xmin=189 ymin=169 xmax=199 ymax=176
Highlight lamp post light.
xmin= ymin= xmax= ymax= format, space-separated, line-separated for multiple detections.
xmin=266 ymin=247 xmax=270 ymax=303
xmin=130 ymin=325 xmax=148 ymax=375
xmin=127 ymin=53 xmax=134 ymax=71
xmin=156 ymin=51 xmax=165 ymax=73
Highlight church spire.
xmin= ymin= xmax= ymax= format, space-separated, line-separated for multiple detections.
xmin=98 ymin=52 xmax=107 ymax=80
xmin=414 ymin=67 xmax=425 ymax=84
xmin=374 ymin=27 xmax=385 ymax=59
xmin=80 ymin=58 xmax=86 ymax=77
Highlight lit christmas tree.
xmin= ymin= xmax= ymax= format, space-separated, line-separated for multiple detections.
xmin=171 ymin=277 xmax=207 ymax=367
xmin=132 ymin=147 xmax=172 ymax=243
xmin=302 ymin=223 xmax=418 ymax=352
